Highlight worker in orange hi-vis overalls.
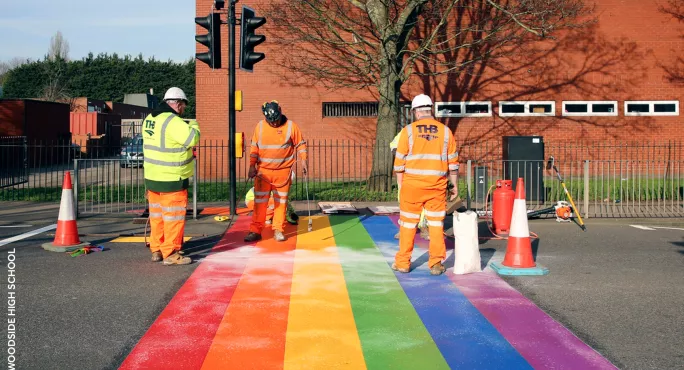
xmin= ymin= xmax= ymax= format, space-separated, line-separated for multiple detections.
xmin=392 ymin=94 xmax=459 ymax=276
xmin=244 ymin=100 xmax=308 ymax=243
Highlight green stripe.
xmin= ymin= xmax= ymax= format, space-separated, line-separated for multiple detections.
xmin=329 ymin=215 xmax=449 ymax=369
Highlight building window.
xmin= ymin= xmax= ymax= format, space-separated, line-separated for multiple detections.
xmin=624 ymin=101 xmax=679 ymax=116
xmin=323 ymin=102 xmax=378 ymax=117
xmin=498 ymin=101 xmax=555 ymax=117
xmin=435 ymin=101 xmax=492 ymax=117
xmin=562 ymin=101 xmax=618 ymax=116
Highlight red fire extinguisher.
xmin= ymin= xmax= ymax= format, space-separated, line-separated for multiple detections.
xmin=492 ymin=179 xmax=515 ymax=235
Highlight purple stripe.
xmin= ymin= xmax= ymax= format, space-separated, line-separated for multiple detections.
xmin=448 ymin=272 xmax=617 ymax=369
xmin=388 ymin=214 xmax=617 ymax=369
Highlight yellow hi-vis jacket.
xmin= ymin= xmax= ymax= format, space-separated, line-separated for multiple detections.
xmin=142 ymin=105 xmax=200 ymax=192
xmin=389 ymin=132 xmax=402 ymax=150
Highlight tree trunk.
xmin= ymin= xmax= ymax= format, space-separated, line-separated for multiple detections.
xmin=367 ymin=64 xmax=402 ymax=192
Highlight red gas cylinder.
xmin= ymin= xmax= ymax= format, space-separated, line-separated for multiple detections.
xmin=492 ymin=179 xmax=515 ymax=234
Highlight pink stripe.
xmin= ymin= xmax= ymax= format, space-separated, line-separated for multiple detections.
xmin=119 ymin=216 xmax=254 ymax=370
xmin=388 ymin=214 xmax=616 ymax=368
xmin=448 ymin=272 xmax=617 ymax=369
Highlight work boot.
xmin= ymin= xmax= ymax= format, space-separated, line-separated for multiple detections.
xmin=430 ymin=262 xmax=446 ymax=276
xmin=274 ymin=230 xmax=286 ymax=242
xmin=151 ymin=251 xmax=162 ymax=262
xmin=163 ymin=252 xmax=192 ymax=266
xmin=244 ymin=232 xmax=262 ymax=242
xmin=391 ymin=263 xmax=410 ymax=273
xmin=420 ymin=225 xmax=430 ymax=241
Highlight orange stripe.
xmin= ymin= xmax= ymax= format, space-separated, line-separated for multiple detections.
xmin=200 ymin=224 xmax=297 ymax=369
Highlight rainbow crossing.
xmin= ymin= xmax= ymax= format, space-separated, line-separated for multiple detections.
xmin=120 ymin=214 xmax=616 ymax=370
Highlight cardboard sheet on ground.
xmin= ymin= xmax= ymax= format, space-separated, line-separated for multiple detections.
xmin=368 ymin=206 xmax=400 ymax=215
xmin=318 ymin=202 xmax=358 ymax=214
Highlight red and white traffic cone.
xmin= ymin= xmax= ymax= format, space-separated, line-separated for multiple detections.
xmin=490 ymin=177 xmax=549 ymax=276
xmin=42 ymin=172 xmax=90 ymax=252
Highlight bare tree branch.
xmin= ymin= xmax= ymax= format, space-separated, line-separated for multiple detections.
xmin=262 ymin=0 xmax=596 ymax=191
xmin=48 ymin=31 xmax=70 ymax=61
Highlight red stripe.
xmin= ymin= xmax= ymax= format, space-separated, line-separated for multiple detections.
xmin=200 ymin=223 xmax=297 ymax=369
xmin=119 ymin=216 xmax=254 ymax=370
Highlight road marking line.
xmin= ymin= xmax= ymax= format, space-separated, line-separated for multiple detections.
xmin=0 ymin=224 xmax=57 ymax=247
xmin=653 ymin=226 xmax=684 ymax=231
xmin=0 ymin=225 xmax=34 ymax=228
xmin=630 ymin=225 xmax=656 ymax=230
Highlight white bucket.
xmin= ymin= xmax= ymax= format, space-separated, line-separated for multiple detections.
xmin=452 ymin=210 xmax=482 ymax=275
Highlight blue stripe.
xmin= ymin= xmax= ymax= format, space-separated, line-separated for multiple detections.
xmin=361 ymin=215 xmax=532 ymax=370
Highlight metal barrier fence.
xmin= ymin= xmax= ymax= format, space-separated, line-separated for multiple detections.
xmin=0 ymin=136 xmax=28 ymax=189
xmin=73 ymin=158 xmax=198 ymax=219
xmin=0 ymin=139 xmax=682 ymax=218
xmin=465 ymin=159 xmax=684 ymax=218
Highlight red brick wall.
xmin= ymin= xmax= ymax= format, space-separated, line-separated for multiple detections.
xmin=196 ymin=0 xmax=683 ymax=176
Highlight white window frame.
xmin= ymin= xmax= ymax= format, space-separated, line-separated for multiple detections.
xmin=561 ymin=101 xmax=618 ymax=117
xmin=435 ymin=101 xmax=492 ymax=118
xmin=624 ymin=100 xmax=679 ymax=116
xmin=498 ymin=101 xmax=555 ymax=117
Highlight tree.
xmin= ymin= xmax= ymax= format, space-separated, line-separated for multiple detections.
xmin=41 ymin=58 xmax=71 ymax=102
xmin=0 ymin=57 xmax=30 ymax=86
xmin=2 ymin=54 xmax=196 ymax=115
xmin=263 ymin=0 xmax=593 ymax=192
xmin=48 ymin=31 xmax=70 ymax=61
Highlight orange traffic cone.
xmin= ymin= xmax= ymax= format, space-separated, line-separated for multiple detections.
xmin=42 ymin=172 xmax=90 ymax=252
xmin=490 ymin=177 xmax=548 ymax=276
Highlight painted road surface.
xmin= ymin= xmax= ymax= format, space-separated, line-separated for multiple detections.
xmin=120 ymin=215 xmax=617 ymax=370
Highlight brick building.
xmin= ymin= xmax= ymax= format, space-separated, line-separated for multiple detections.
xmin=196 ymin=0 xmax=682 ymax=177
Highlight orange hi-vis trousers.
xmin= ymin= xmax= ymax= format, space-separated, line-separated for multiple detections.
xmin=250 ymin=168 xmax=292 ymax=234
xmin=148 ymin=190 xmax=188 ymax=258
xmin=395 ymin=185 xmax=447 ymax=270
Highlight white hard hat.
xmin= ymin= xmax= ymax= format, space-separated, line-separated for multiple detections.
xmin=411 ymin=94 xmax=433 ymax=110
xmin=163 ymin=87 xmax=188 ymax=102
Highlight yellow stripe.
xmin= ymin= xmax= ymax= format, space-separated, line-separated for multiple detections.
xmin=283 ymin=216 xmax=366 ymax=369
xmin=110 ymin=236 xmax=191 ymax=243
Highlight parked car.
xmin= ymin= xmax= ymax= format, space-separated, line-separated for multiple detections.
xmin=120 ymin=134 xmax=143 ymax=168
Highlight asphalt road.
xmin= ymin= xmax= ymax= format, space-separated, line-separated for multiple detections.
xmin=0 ymin=206 xmax=682 ymax=369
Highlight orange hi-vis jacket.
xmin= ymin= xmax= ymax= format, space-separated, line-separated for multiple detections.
xmin=393 ymin=118 xmax=459 ymax=190
xmin=249 ymin=120 xmax=307 ymax=170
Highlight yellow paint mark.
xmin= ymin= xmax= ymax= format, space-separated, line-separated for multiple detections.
xmin=284 ymin=216 xmax=366 ymax=369
xmin=110 ymin=236 xmax=192 ymax=243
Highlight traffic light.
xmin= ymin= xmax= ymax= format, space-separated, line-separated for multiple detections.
xmin=240 ymin=6 xmax=266 ymax=72
xmin=195 ymin=12 xmax=221 ymax=69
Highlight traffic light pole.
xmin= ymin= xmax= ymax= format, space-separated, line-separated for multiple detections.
xmin=228 ymin=0 xmax=237 ymax=216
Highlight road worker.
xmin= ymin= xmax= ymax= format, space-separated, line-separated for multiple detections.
xmin=392 ymin=93 xmax=459 ymax=275
xmin=390 ymin=131 xmax=428 ymax=240
xmin=142 ymin=87 xmax=199 ymax=265
xmin=244 ymin=101 xmax=308 ymax=242
xmin=245 ymin=185 xmax=299 ymax=225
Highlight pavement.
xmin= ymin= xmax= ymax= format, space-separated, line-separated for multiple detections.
xmin=0 ymin=201 xmax=682 ymax=369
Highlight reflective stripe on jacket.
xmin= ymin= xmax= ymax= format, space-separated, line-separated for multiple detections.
xmin=393 ymin=118 xmax=459 ymax=190
xmin=143 ymin=111 xmax=200 ymax=192
xmin=249 ymin=120 xmax=307 ymax=170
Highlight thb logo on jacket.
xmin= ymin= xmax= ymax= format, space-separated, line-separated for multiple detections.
xmin=417 ymin=124 xmax=439 ymax=141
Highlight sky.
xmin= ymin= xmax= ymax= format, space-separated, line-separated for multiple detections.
xmin=0 ymin=0 xmax=196 ymax=63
